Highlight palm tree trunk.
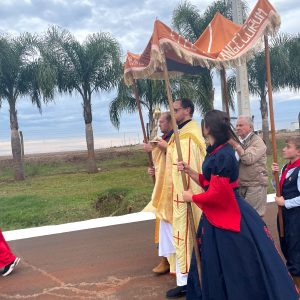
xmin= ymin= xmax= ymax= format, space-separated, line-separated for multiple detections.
xmin=148 ymin=106 xmax=155 ymax=140
xmin=83 ymin=98 xmax=98 ymax=173
xmin=9 ymin=102 xmax=25 ymax=180
xmin=260 ymin=94 xmax=272 ymax=154
xmin=85 ymin=123 xmax=98 ymax=173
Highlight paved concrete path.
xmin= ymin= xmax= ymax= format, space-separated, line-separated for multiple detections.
xmin=0 ymin=203 xmax=280 ymax=300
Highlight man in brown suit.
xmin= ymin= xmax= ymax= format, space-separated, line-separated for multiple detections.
xmin=229 ymin=116 xmax=268 ymax=216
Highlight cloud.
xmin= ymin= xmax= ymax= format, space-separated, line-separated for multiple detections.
xmin=0 ymin=0 xmax=93 ymax=33
xmin=0 ymin=0 xmax=298 ymax=50
xmin=0 ymin=0 xmax=299 ymax=154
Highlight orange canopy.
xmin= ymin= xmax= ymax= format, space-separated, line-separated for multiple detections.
xmin=124 ymin=20 xmax=210 ymax=86
xmin=124 ymin=0 xmax=280 ymax=86
xmin=194 ymin=12 xmax=241 ymax=58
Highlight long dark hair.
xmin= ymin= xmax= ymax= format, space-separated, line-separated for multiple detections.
xmin=204 ymin=110 xmax=240 ymax=145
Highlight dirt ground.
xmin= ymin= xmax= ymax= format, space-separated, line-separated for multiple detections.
xmin=0 ymin=145 xmax=143 ymax=167
xmin=0 ymin=130 xmax=299 ymax=167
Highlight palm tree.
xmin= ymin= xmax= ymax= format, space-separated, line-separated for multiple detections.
xmin=285 ymin=34 xmax=300 ymax=91
xmin=173 ymin=0 xmax=236 ymax=39
xmin=42 ymin=27 xmax=122 ymax=173
xmin=109 ymin=75 xmax=214 ymax=137
xmin=173 ymin=74 xmax=215 ymax=114
xmin=110 ymin=79 xmax=166 ymax=137
xmin=0 ymin=33 xmax=55 ymax=180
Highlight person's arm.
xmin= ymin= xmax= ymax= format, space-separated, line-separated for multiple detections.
xmin=232 ymin=137 xmax=266 ymax=166
xmin=228 ymin=138 xmax=244 ymax=158
xmin=143 ymin=142 xmax=153 ymax=153
xmin=147 ymin=166 xmax=155 ymax=176
xmin=157 ymin=139 xmax=168 ymax=152
xmin=182 ymin=153 xmax=233 ymax=205
xmin=183 ymin=174 xmax=241 ymax=232
xmin=284 ymin=171 xmax=300 ymax=209
xmin=271 ymin=163 xmax=282 ymax=190
xmin=177 ymin=161 xmax=200 ymax=185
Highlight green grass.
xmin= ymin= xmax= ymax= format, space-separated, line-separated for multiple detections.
xmin=0 ymin=139 xmax=287 ymax=231
xmin=0 ymin=160 xmax=86 ymax=179
xmin=0 ymin=150 xmax=153 ymax=231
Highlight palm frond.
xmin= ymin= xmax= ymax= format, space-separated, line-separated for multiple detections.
xmin=226 ymin=73 xmax=236 ymax=111
xmin=42 ymin=26 xmax=122 ymax=99
xmin=202 ymin=1 xmax=231 ymax=26
xmin=109 ymin=79 xmax=137 ymax=129
xmin=172 ymin=1 xmax=203 ymax=42
xmin=0 ymin=33 xmax=55 ymax=108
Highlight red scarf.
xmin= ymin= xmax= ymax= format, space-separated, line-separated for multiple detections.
xmin=279 ymin=158 xmax=300 ymax=193
xmin=209 ymin=143 xmax=227 ymax=156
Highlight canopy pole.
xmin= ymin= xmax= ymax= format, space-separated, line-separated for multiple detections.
xmin=264 ymin=35 xmax=283 ymax=237
xmin=132 ymin=80 xmax=155 ymax=184
xmin=220 ymin=67 xmax=230 ymax=117
xmin=161 ymin=58 xmax=202 ymax=287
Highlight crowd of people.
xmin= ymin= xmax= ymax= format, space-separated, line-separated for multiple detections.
xmin=144 ymin=98 xmax=300 ymax=299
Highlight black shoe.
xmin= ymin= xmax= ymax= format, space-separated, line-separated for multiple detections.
xmin=166 ymin=285 xmax=187 ymax=298
xmin=2 ymin=257 xmax=20 ymax=277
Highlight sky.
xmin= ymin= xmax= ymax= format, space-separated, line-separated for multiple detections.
xmin=0 ymin=0 xmax=299 ymax=155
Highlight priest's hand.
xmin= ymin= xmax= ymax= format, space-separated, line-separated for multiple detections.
xmin=147 ymin=167 xmax=155 ymax=176
xmin=143 ymin=143 xmax=153 ymax=153
xmin=182 ymin=189 xmax=193 ymax=202
xmin=275 ymin=196 xmax=285 ymax=206
xmin=157 ymin=139 xmax=168 ymax=151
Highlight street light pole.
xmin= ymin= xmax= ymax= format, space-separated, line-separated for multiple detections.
xmin=231 ymin=0 xmax=251 ymax=116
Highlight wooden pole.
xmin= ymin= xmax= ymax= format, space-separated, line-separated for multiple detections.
xmin=132 ymin=80 xmax=155 ymax=184
xmin=220 ymin=67 xmax=230 ymax=117
xmin=161 ymin=59 xmax=202 ymax=287
xmin=264 ymin=35 xmax=284 ymax=238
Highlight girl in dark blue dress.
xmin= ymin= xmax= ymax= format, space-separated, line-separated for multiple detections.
xmin=179 ymin=110 xmax=299 ymax=300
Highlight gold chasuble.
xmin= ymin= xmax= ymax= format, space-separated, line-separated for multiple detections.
xmin=151 ymin=143 xmax=176 ymax=273
xmin=150 ymin=146 xmax=171 ymax=244
xmin=170 ymin=120 xmax=206 ymax=274
xmin=154 ymin=145 xmax=173 ymax=225
xmin=151 ymin=147 xmax=167 ymax=210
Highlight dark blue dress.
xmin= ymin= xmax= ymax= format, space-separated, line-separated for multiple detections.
xmin=279 ymin=165 xmax=300 ymax=276
xmin=187 ymin=143 xmax=299 ymax=300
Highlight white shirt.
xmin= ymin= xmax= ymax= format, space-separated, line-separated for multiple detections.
xmin=235 ymin=132 xmax=253 ymax=161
